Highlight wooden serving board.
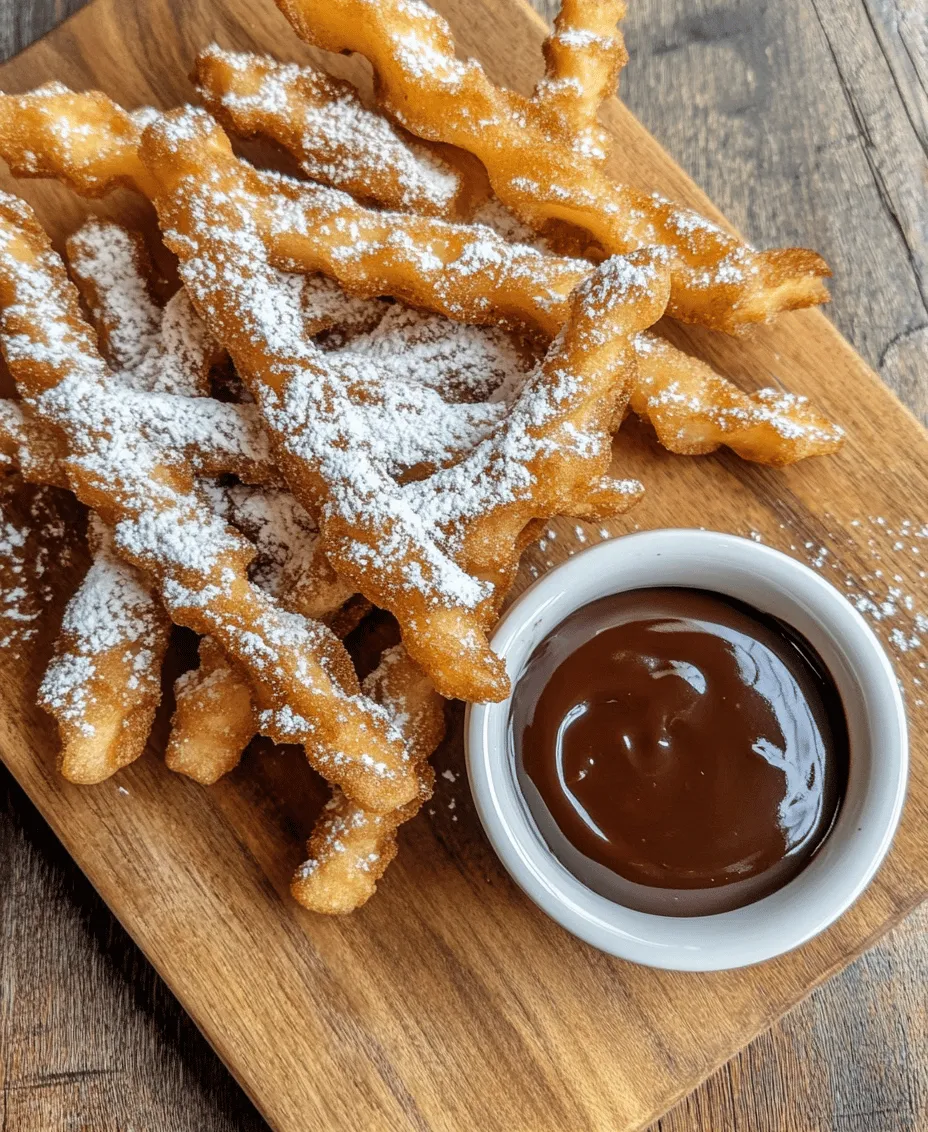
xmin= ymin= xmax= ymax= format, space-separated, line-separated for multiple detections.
xmin=0 ymin=0 xmax=926 ymax=1129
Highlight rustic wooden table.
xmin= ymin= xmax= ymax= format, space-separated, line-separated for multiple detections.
xmin=1 ymin=0 xmax=926 ymax=1129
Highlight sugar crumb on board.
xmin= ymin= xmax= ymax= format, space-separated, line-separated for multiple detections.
xmin=741 ymin=513 xmax=928 ymax=704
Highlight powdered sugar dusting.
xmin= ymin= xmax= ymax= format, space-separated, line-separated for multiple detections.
xmin=39 ymin=517 xmax=164 ymax=735
xmin=197 ymin=46 xmax=461 ymax=215
xmin=0 ymin=191 xmax=410 ymax=788
xmin=154 ymin=128 xmax=654 ymax=620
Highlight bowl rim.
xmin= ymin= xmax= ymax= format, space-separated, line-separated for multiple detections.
xmin=465 ymin=529 xmax=909 ymax=971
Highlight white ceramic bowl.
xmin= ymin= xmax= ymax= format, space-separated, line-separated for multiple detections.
xmin=466 ymin=530 xmax=908 ymax=971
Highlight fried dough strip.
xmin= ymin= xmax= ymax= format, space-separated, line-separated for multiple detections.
xmin=278 ymin=0 xmax=830 ymax=333
xmin=67 ymin=219 xmax=217 ymax=395
xmin=39 ymin=220 xmax=218 ymax=784
xmin=2 ymin=220 xmax=298 ymax=781
xmin=175 ymin=493 xmax=372 ymax=792
xmin=191 ymin=68 xmax=844 ymax=463
xmin=67 ymin=220 xmax=163 ymax=370
xmin=39 ymin=516 xmax=172 ymax=784
xmin=149 ymin=110 xmax=844 ymax=466
xmin=534 ymin=0 xmax=628 ymax=156
xmin=293 ymin=644 xmax=444 ymax=914
xmin=165 ymin=635 xmax=256 ymax=785
xmin=0 ymin=83 xmax=157 ymax=198
xmin=194 ymin=46 xmax=468 ymax=219
xmin=165 ymin=481 xmax=357 ymax=786
xmin=630 ymin=333 xmax=842 ymax=466
xmin=0 ymin=90 xmax=842 ymax=466
xmin=0 ymin=366 xmax=281 ymax=488
xmin=0 ymin=399 xmax=68 ymax=487
xmin=0 ymin=192 xmax=416 ymax=812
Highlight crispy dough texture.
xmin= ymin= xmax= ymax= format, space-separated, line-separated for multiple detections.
xmin=40 ymin=518 xmax=172 ymax=784
xmin=277 ymin=0 xmax=831 ymax=332
xmin=0 ymin=82 xmax=156 ymax=197
xmin=140 ymin=109 xmax=665 ymax=700
xmin=166 ymin=484 xmax=359 ymax=787
xmin=29 ymin=221 xmax=209 ymax=784
xmin=1 ymin=219 xmax=333 ymax=784
xmin=194 ymin=46 xmax=471 ymax=218
xmin=631 ymin=333 xmax=843 ymax=465
xmin=0 ymin=192 xmax=417 ymax=812
xmin=292 ymin=644 xmax=445 ymax=914
xmin=0 ymin=399 xmax=69 ymax=487
xmin=0 ymin=87 xmax=842 ymax=468
xmin=165 ymin=635 xmax=257 ymax=785
xmin=534 ymin=0 xmax=628 ymax=158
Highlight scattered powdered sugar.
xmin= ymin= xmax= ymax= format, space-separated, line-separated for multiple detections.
xmin=0 ymin=478 xmax=73 ymax=655
xmin=213 ymin=482 xmax=320 ymax=599
xmin=469 ymin=197 xmax=550 ymax=252
xmin=630 ymin=331 xmax=844 ymax=455
xmin=67 ymin=220 xmax=163 ymax=371
xmin=67 ymin=218 xmax=215 ymax=396
xmin=149 ymin=108 xmax=653 ymax=664
xmin=303 ymin=0 xmax=808 ymax=305
xmin=747 ymin=514 xmax=928 ymax=704
xmin=344 ymin=302 xmax=533 ymax=404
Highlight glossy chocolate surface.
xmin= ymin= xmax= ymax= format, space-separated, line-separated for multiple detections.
xmin=510 ymin=588 xmax=849 ymax=915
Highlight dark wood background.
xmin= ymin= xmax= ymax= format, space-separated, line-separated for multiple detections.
xmin=1 ymin=0 xmax=925 ymax=1129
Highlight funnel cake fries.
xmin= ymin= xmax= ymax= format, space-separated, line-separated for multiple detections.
xmin=144 ymin=115 xmax=665 ymax=698
xmin=293 ymin=644 xmax=444 ymax=914
xmin=166 ymin=635 xmax=256 ymax=785
xmin=151 ymin=95 xmax=845 ymax=465
xmin=166 ymin=483 xmax=356 ymax=786
xmin=278 ymin=0 xmax=830 ymax=333
xmin=166 ymin=482 xmax=446 ymax=912
xmin=3 ymin=219 xmax=360 ymax=785
xmin=166 ymin=491 xmax=444 ymax=915
xmin=0 ymin=88 xmax=843 ymax=467
xmin=37 ymin=218 xmax=217 ymax=784
xmin=168 ymin=482 xmax=446 ymax=912
xmin=533 ymin=0 xmax=628 ymax=160
xmin=194 ymin=47 xmax=469 ymax=219
xmin=66 ymin=220 xmax=213 ymax=395
xmin=40 ymin=517 xmax=172 ymax=784
xmin=0 ymin=193 xmax=420 ymax=812
xmin=0 ymin=82 xmax=159 ymax=199
xmin=630 ymin=334 xmax=843 ymax=466
xmin=0 ymin=217 xmax=269 ymax=784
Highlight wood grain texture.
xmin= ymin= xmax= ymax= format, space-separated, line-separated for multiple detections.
xmin=0 ymin=2 xmax=925 ymax=1132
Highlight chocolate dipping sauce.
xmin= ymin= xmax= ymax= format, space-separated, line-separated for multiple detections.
xmin=510 ymin=588 xmax=849 ymax=916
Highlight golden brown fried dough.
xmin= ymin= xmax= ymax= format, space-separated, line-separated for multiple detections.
xmin=141 ymin=110 xmax=666 ymax=699
xmin=0 ymin=191 xmax=417 ymax=811
xmin=0 ymin=89 xmax=842 ymax=468
xmin=293 ymin=645 xmax=445 ymax=914
xmin=277 ymin=0 xmax=831 ymax=332
xmin=40 ymin=517 xmax=171 ymax=784
xmin=165 ymin=636 xmax=256 ymax=785
xmin=194 ymin=46 xmax=470 ymax=218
